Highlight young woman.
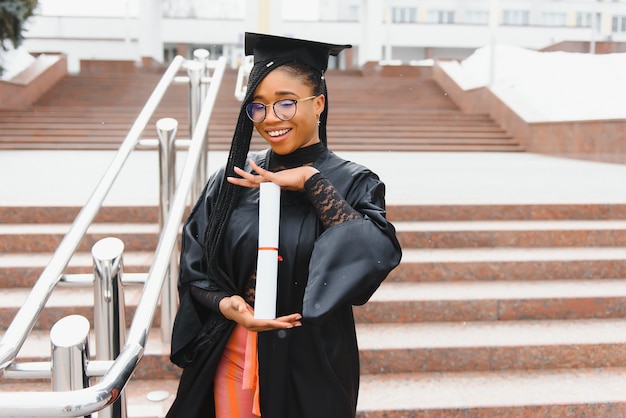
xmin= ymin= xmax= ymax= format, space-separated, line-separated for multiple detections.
xmin=166 ymin=32 xmax=402 ymax=418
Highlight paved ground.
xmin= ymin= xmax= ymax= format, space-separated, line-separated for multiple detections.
xmin=2 ymin=150 xmax=626 ymax=206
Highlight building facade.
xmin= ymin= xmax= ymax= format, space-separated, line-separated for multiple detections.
xmin=22 ymin=0 xmax=626 ymax=73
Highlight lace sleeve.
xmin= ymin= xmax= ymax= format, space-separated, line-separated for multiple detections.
xmin=190 ymin=275 xmax=257 ymax=314
xmin=190 ymin=285 xmax=230 ymax=313
xmin=304 ymin=172 xmax=362 ymax=229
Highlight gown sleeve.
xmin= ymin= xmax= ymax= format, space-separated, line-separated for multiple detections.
xmin=302 ymin=167 xmax=402 ymax=324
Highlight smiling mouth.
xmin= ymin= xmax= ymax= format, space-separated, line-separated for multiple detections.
xmin=267 ymin=128 xmax=291 ymax=137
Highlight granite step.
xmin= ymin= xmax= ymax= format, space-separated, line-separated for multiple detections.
xmin=387 ymin=203 xmax=626 ymax=222
xmin=355 ymin=278 xmax=626 ymax=322
xmin=5 ymin=367 xmax=626 ymax=417
xmin=356 ymin=367 xmax=626 ymax=418
xmin=6 ymin=318 xmax=626 ymax=378
xmin=0 ymin=285 xmax=158 ymax=330
xmin=0 ymin=206 xmax=160 ymax=224
xmin=5 ymin=277 xmax=626 ymax=330
xmin=4 ymin=246 xmax=626 ymax=289
xmin=5 ymin=219 xmax=626 ymax=255
xmin=395 ymin=219 xmax=626 ymax=248
xmin=0 ymin=223 xmax=160 ymax=253
xmin=394 ymin=247 xmax=626 ymax=282
xmin=3 ymin=204 xmax=624 ymax=225
xmin=357 ymin=318 xmax=626 ymax=374
xmin=0 ymin=251 xmax=154 ymax=288
xmin=0 ymin=327 xmax=178 ymax=381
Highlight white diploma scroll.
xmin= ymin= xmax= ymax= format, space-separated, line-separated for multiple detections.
xmin=254 ymin=182 xmax=281 ymax=319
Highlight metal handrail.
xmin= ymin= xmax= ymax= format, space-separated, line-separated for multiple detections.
xmin=0 ymin=54 xmax=185 ymax=371
xmin=0 ymin=55 xmax=227 ymax=416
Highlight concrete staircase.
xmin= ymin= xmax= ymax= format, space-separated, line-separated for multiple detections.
xmin=0 ymin=65 xmax=523 ymax=153
xmin=2 ymin=203 xmax=626 ymax=416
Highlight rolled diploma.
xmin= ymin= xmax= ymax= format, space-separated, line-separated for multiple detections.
xmin=254 ymin=182 xmax=281 ymax=319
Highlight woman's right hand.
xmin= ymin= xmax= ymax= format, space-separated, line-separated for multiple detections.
xmin=219 ymin=295 xmax=302 ymax=332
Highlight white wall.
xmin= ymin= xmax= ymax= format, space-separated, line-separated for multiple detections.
xmin=21 ymin=0 xmax=626 ymax=69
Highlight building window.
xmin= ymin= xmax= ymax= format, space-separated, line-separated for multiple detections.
xmin=427 ymin=10 xmax=455 ymax=24
xmin=613 ymin=15 xmax=626 ymax=32
xmin=465 ymin=10 xmax=490 ymax=25
xmin=391 ymin=7 xmax=417 ymax=23
xmin=541 ymin=12 xmax=566 ymax=26
xmin=502 ymin=9 xmax=529 ymax=26
xmin=577 ymin=12 xmax=601 ymax=29
xmin=347 ymin=5 xmax=359 ymax=22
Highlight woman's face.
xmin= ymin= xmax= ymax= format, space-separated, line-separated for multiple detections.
xmin=250 ymin=67 xmax=325 ymax=155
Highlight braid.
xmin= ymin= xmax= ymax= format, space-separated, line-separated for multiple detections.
xmin=202 ymin=57 xmax=293 ymax=293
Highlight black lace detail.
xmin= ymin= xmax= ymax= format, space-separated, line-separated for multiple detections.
xmin=190 ymin=275 xmax=256 ymax=314
xmin=305 ymin=172 xmax=361 ymax=229
xmin=190 ymin=285 xmax=230 ymax=313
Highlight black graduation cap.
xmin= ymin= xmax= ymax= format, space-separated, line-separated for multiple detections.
xmin=244 ymin=32 xmax=351 ymax=73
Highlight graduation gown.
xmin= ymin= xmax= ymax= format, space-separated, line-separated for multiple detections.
xmin=167 ymin=146 xmax=402 ymax=418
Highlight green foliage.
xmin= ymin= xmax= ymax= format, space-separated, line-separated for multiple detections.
xmin=0 ymin=0 xmax=39 ymax=50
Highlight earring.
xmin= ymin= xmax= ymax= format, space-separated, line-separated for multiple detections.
xmin=316 ymin=115 xmax=320 ymax=126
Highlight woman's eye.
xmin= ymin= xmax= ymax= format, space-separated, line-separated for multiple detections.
xmin=276 ymin=100 xmax=296 ymax=110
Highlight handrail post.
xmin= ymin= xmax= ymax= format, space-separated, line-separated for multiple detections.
xmin=193 ymin=49 xmax=211 ymax=197
xmin=186 ymin=59 xmax=204 ymax=205
xmin=186 ymin=60 xmax=203 ymax=135
xmin=50 ymin=315 xmax=91 ymax=417
xmin=156 ymin=118 xmax=179 ymax=343
xmin=92 ymin=237 xmax=127 ymax=418
xmin=0 ymin=55 xmax=227 ymax=417
xmin=0 ymin=55 xmax=185 ymax=374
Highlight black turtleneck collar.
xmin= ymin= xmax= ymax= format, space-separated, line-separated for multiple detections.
xmin=268 ymin=142 xmax=327 ymax=171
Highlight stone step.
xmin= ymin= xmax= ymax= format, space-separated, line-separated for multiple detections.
xmin=0 ymin=223 xmax=161 ymax=253
xmin=0 ymin=327 xmax=178 ymax=381
xmin=387 ymin=203 xmax=626 ymax=222
xmin=3 ymin=246 xmax=626 ymax=289
xmin=0 ymin=251 xmax=153 ymax=288
xmin=5 ymin=277 xmax=625 ymax=330
xmin=1 ymin=118 xmax=499 ymax=130
xmin=395 ymin=219 xmax=626 ymax=248
xmin=6 ymin=318 xmax=626 ymax=378
xmin=0 ymin=285 xmax=159 ymax=330
xmin=5 ymin=367 xmax=626 ymax=417
xmin=356 ymin=367 xmax=626 ymax=417
xmin=357 ymin=318 xmax=626 ymax=374
xmin=393 ymin=247 xmax=626 ymax=282
xmin=0 ymin=66 xmax=525 ymax=153
xmin=355 ymin=278 xmax=626 ymax=322
xmin=0 ymin=206 xmax=160 ymax=224
xmin=0 ymin=141 xmax=526 ymax=152
xmin=3 ymin=204 xmax=624 ymax=225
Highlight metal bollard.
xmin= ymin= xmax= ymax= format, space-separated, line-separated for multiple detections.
xmin=186 ymin=60 xmax=203 ymax=136
xmin=92 ymin=237 xmax=127 ymax=418
xmin=157 ymin=117 xmax=178 ymax=229
xmin=50 ymin=314 xmax=91 ymax=417
xmin=193 ymin=48 xmax=210 ymax=194
xmin=185 ymin=59 xmax=205 ymax=204
xmin=156 ymin=118 xmax=180 ymax=343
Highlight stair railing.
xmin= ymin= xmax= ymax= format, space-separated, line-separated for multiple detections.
xmin=0 ymin=53 xmax=227 ymax=416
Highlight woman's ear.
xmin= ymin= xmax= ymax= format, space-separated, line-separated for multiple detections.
xmin=314 ymin=94 xmax=326 ymax=116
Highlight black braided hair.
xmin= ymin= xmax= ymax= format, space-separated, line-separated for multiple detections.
xmin=202 ymin=57 xmax=329 ymax=294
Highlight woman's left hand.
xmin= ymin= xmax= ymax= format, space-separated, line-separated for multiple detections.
xmin=227 ymin=159 xmax=318 ymax=191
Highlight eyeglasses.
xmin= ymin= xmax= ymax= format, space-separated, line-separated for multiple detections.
xmin=245 ymin=96 xmax=317 ymax=123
